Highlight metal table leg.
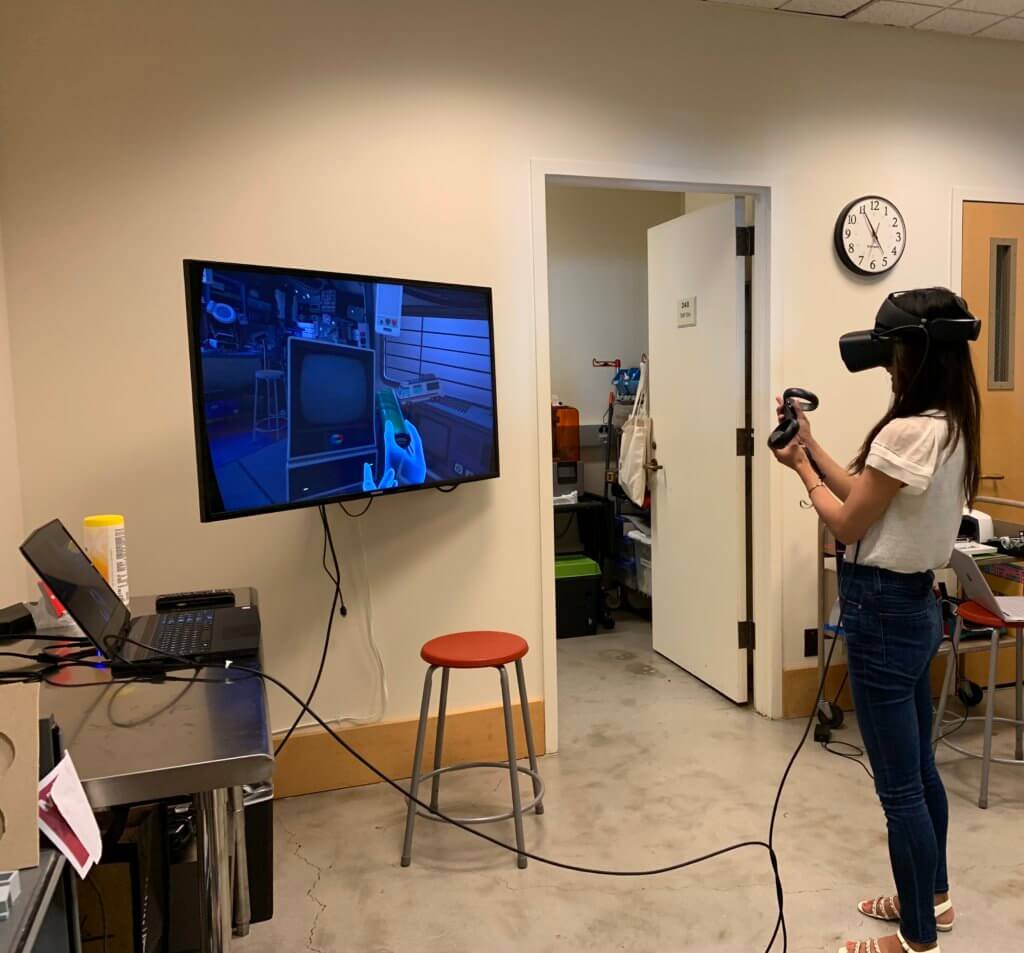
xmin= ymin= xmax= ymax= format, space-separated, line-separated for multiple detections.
xmin=196 ymin=789 xmax=232 ymax=953
xmin=230 ymin=786 xmax=251 ymax=937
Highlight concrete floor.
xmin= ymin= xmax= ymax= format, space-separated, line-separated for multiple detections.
xmin=240 ymin=619 xmax=1024 ymax=953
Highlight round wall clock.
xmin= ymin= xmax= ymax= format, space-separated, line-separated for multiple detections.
xmin=834 ymin=196 xmax=907 ymax=277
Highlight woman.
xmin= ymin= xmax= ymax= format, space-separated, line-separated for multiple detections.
xmin=772 ymin=288 xmax=981 ymax=953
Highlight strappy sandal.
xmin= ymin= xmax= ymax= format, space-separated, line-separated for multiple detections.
xmin=836 ymin=931 xmax=940 ymax=953
xmin=858 ymin=896 xmax=955 ymax=933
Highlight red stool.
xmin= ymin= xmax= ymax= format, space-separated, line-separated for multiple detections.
xmin=400 ymin=631 xmax=544 ymax=869
xmin=932 ymin=600 xmax=1024 ymax=808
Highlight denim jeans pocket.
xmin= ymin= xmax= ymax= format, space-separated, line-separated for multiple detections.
xmin=879 ymin=602 xmax=941 ymax=681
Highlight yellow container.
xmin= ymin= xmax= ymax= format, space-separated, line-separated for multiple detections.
xmin=83 ymin=514 xmax=129 ymax=606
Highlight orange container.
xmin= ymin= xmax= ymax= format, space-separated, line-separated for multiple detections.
xmin=551 ymin=405 xmax=580 ymax=463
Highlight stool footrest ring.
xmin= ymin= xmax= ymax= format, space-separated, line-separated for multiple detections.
xmin=939 ymin=715 xmax=1024 ymax=767
xmin=413 ymin=761 xmax=545 ymax=824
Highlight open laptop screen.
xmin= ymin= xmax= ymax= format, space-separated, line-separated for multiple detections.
xmin=20 ymin=519 xmax=129 ymax=655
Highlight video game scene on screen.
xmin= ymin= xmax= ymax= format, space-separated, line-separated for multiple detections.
xmin=195 ymin=266 xmax=497 ymax=513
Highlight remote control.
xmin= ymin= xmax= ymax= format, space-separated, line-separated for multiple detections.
xmin=376 ymin=387 xmax=411 ymax=448
xmin=155 ymin=589 xmax=235 ymax=612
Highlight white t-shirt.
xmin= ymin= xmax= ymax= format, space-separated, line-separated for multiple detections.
xmin=856 ymin=412 xmax=966 ymax=573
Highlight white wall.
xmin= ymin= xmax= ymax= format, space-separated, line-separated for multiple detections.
xmin=1 ymin=1 xmax=1023 ymax=723
xmin=547 ymin=186 xmax=681 ymax=425
xmin=0 ymin=219 xmax=25 ymax=607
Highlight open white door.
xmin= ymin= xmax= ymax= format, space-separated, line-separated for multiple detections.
xmin=647 ymin=197 xmax=749 ymax=703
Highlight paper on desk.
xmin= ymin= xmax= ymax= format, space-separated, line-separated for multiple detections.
xmin=37 ymin=753 xmax=102 ymax=878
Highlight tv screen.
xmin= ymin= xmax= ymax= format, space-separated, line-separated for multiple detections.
xmin=184 ymin=260 xmax=500 ymax=521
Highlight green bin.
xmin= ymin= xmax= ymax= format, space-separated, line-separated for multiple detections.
xmin=555 ymin=555 xmax=602 ymax=638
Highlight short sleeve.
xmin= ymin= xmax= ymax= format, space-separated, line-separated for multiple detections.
xmin=866 ymin=417 xmax=942 ymax=495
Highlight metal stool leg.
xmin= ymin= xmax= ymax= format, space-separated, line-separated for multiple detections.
xmin=430 ymin=668 xmax=450 ymax=811
xmin=401 ymin=665 xmax=437 ymax=866
xmin=498 ymin=665 xmax=527 ymax=869
xmin=514 ymin=659 xmax=544 ymax=814
xmin=979 ymin=627 xmax=1001 ymax=809
xmin=932 ymin=624 xmax=958 ymax=746
xmin=251 ymin=375 xmax=260 ymax=440
xmin=1016 ymin=627 xmax=1023 ymax=763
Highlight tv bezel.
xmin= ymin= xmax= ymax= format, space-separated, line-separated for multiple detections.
xmin=184 ymin=259 xmax=500 ymax=523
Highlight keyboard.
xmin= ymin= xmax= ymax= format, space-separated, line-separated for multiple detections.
xmin=154 ymin=610 xmax=215 ymax=657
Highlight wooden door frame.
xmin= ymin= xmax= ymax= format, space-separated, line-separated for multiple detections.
xmin=951 ymin=187 xmax=1024 ymax=293
xmin=530 ymin=159 xmax=783 ymax=751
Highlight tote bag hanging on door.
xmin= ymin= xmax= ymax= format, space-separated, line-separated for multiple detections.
xmin=618 ymin=360 xmax=650 ymax=506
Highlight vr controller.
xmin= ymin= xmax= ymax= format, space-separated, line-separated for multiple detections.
xmin=768 ymin=388 xmax=819 ymax=450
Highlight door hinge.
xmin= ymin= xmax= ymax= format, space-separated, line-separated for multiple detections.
xmin=736 ymin=226 xmax=755 ymax=257
xmin=736 ymin=427 xmax=754 ymax=457
xmin=738 ymin=620 xmax=756 ymax=650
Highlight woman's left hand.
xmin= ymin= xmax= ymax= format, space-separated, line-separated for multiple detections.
xmin=772 ymin=441 xmax=808 ymax=470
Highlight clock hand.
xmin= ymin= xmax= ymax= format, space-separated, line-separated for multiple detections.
xmin=864 ymin=213 xmax=884 ymax=253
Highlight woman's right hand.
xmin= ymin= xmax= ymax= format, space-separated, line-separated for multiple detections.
xmin=776 ymin=395 xmax=813 ymax=447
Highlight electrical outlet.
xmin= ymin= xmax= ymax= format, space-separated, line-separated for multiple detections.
xmin=804 ymin=628 xmax=818 ymax=658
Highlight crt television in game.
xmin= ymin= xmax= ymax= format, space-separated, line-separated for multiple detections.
xmin=183 ymin=260 xmax=500 ymax=521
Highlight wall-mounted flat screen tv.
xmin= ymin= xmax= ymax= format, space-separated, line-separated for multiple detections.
xmin=184 ymin=260 xmax=499 ymax=521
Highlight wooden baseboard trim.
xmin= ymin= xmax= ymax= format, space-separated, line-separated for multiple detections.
xmin=273 ymin=700 xmax=546 ymax=799
xmin=783 ymin=645 xmax=1019 ymax=719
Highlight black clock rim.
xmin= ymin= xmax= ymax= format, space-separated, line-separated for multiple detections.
xmin=833 ymin=195 xmax=907 ymax=278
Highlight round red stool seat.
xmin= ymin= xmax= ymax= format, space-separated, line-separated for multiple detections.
xmin=421 ymin=630 xmax=528 ymax=669
xmin=958 ymin=600 xmax=1014 ymax=629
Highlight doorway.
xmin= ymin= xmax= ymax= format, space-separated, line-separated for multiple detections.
xmin=533 ymin=165 xmax=777 ymax=751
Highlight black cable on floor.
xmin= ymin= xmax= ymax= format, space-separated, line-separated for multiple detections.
xmin=821 ymin=740 xmax=874 ymax=780
xmin=105 ymin=633 xmax=787 ymax=945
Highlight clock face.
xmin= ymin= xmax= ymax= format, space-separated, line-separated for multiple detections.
xmin=834 ymin=196 xmax=907 ymax=277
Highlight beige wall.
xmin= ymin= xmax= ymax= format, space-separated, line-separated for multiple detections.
xmin=1 ymin=1 xmax=1023 ymax=724
xmin=547 ymin=186 xmax=682 ymax=426
xmin=0 ymin=219 xmax=25 ymax=606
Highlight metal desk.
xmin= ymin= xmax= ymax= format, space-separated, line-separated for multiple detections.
xmin=17 ymin=591 xmax=273 ymax=953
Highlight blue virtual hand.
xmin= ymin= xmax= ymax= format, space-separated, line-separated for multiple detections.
xmin=362 ymin=463 xmax=396 ymax=492
xmin=384 ymin=419 xmax=427 ymax=486
xmin=361 ymin=419 xmax=427 ymax=491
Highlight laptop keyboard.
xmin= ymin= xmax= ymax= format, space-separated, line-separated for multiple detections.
xmin=154 ymin=610 xmax=215 ymax=657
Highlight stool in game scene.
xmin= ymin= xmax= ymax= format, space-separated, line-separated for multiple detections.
xmin=252 ymin=368 xmax=286 ymax=438
xmin=932 ymin=600 xmax=1024 ymax=809
xmin=400 ymin=631 xmax=545 ymax=869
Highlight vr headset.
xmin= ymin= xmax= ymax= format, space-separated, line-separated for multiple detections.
xmin=839 ymin=289 xmax=981 ymax=373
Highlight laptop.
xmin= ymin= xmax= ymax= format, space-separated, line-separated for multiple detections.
xmin=949 ymin=548 xmax=1024 ymax=622
xmin=20 ymin=519 xmax=260 ymax=672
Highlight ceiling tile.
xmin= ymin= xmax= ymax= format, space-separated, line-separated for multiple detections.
xmin=954 ymin=0 xmax=1024 ymax=14
xmin=974 ymin=13 xmax=1024 ymax=34
xmin=851 ymin=1 xmax=943 ymax=26
xmin=914 ymin=6 xmax=1004 ymax=29
xmin=781 ymin=0 xmax=866 ymax=14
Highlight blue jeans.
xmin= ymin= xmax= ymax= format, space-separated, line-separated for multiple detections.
xmin=839 ymin=563 xmax=949 ymax=947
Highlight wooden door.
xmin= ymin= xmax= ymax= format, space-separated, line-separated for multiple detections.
xmin=963 ymin=202 xmax=1024 ymax=523
xmin=647 ymin=198 xmax=749 ymax=702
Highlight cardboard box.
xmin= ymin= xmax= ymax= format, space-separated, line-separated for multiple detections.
xmin=0 ymin=683 xmax=40 ymax=871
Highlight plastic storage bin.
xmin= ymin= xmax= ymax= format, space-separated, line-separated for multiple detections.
xmin=634 ymin=539 xmax=652 ymax=597
xmin=555 ymin=555 xmax=602 ymax=638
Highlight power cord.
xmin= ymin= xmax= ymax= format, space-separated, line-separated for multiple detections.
xmin=274 ymin=505 xmax=346 ymax=756
xmin=338 ymin=498 xmax=374 ymax=518
xmin=277 ymin=503 xmax=390 ymax=754
xmin=14 ymin=538 xmax=862 ymax=953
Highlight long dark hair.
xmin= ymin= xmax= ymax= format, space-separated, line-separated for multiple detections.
xmin=851 ymin=288 xmax=981 ymax=506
